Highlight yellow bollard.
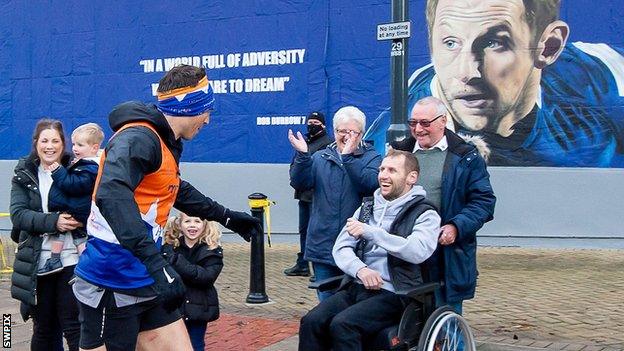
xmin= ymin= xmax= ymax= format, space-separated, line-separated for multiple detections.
xmin=247 ymin=197 xmax=276 ymax=247
xmin=246 ymin=193 xmax=277 ymax=304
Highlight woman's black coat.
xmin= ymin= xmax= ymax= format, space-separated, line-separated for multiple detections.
xmin=10 ymin=153 xmax=70 ymax=319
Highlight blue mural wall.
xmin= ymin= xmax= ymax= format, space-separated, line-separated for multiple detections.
xmin=1 ymin=0 xmax=623 ymax=166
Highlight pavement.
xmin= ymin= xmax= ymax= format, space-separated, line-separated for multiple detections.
xmin=1 ymin=235 xmax=623 ymax=350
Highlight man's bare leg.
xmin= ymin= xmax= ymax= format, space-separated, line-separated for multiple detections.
xmin=136 ymin=318 xmax=192 ymax=351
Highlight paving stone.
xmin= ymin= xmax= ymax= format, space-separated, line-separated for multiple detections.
xmin=530 ymin=341 xmax=555 ymax=348
xmin=515 ymin=338 xmax=538 ymax=346
xmin=563 ymin=343 xmax=591 ymax=351
xmin=579 ymin=347 xmax=605 ymax=351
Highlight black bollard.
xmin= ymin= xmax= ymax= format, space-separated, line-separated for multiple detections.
xmin=246 ymin=192 xmax=270 ymax=304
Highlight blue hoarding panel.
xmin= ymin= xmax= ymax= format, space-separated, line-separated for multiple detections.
xmin=1 ymin=1 xmax=623 ymax=167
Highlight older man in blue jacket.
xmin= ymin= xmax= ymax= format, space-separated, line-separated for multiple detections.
xmin=391 ymin=97 xmax=496 ymax=313
xmin=289 ymin=106 xmax=382 ymax=301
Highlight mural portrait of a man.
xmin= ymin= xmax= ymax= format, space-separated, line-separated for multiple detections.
xmin=404 ymin=0 xmax=624 ymax=167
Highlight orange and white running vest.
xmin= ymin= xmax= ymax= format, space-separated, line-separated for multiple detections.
xmin=75 ymin=122 xmax=179 ymax=289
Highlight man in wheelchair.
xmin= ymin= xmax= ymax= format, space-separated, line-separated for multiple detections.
xmin=299 ymin=150 xmax=441 ymax=351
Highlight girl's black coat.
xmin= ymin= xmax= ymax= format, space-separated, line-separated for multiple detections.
xmin=163 ymin=241 xmax=223 ymax=322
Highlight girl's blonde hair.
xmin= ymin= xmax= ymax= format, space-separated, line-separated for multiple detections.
xmin=163 ymin=213 xmax=222 ymax=249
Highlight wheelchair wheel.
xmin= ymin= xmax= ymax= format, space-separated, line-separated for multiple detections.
xmin=414 ymin=306 xmax=476 ymax=351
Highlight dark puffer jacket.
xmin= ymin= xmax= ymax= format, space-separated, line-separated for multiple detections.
xmin=10 ymin=153 xmax=70 ymax=317
xmin=162 ymin=242 xmax=223 ymax=322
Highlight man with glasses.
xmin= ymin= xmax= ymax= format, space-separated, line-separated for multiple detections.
xmin=284 ymin=111 xmax=333 ymax=278
xmin=289 ymin=106 xmax=381 ymax=301
xmin=392 ymin=96 xmax=496 ymax=314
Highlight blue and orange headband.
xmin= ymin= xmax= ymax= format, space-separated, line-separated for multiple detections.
xmin=156 ymin=75 xmax=215 ymax=116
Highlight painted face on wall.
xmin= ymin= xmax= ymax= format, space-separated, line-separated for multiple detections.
xmin=431 ymin=0 xmax=538 ymax=133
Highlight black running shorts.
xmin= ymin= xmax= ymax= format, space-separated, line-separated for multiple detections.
xmin=78 ymin=291 xmax=181 ymax=350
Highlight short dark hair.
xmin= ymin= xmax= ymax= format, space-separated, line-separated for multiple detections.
xmin=426 ymin=0 xmax=561 ymax=43
xmin=31 ymin=118 xmax=65 ymax=157
xmin=157 ymin=65 xmax=206 ymax=93
xmin=386 ymin=149 xmax=420 ymax=174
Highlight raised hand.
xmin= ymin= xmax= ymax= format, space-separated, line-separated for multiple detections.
xmin=288 ymin=129 xmax=308 ymax=153
xmin=341 ymin=134 xmax=359 ymax=155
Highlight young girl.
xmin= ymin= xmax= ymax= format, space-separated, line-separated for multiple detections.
xmin=162 ymin=213 xmax=223 ymax=351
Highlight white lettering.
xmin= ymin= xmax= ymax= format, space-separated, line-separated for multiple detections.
xmin=163 ymin=58 xmax=177 ymax=71
xmin=257 ymin=116 xmax=306 ymax=125
xmin=209 ymin=80 xmax=228 ymax=94
xmin=256 ymin=116 xmax=272 ymax=125
xmin=241 ymin=49 xmax=306 ymax=67
xmin=139 ymin=59 xmax=155 ymax=73
xmin=226 ymin=53 xmax=241 ymax=67
xmin=202 ymin=55 xmax=226 ymax=69
xmin=244 ymin=77 xmax=290 ymax=92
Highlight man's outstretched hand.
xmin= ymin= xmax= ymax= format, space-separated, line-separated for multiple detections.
xmin=223 ymin=209 xmax=262 ymax=242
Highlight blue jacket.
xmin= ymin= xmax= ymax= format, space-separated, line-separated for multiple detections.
xmin=392 ymin=130 xmax=496 ymax=303
xmin=290 ymin=142 xmax=381 ymax=265
xmin=48 ymin=158 xmax=99 ymax=224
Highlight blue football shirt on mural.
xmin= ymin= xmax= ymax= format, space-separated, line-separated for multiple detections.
xmin=366 ymin=42 xmax=624 ymax=167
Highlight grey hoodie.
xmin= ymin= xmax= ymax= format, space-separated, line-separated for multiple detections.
xmin=332 ymin=185 xmax=440 ymax=292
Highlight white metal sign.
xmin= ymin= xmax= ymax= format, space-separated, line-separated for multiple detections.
xmin=377 ymin=21 xmax=411 ymax=41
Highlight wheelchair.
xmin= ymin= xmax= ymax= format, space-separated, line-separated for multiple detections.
xmin=309 ymin=276 xmax=476 ymax=351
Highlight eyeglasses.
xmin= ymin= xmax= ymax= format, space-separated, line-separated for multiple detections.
xmin=407 ymin=115 xmax=444 ymax=128
xmin=335 ymin=129 xmax=361 ymax=137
